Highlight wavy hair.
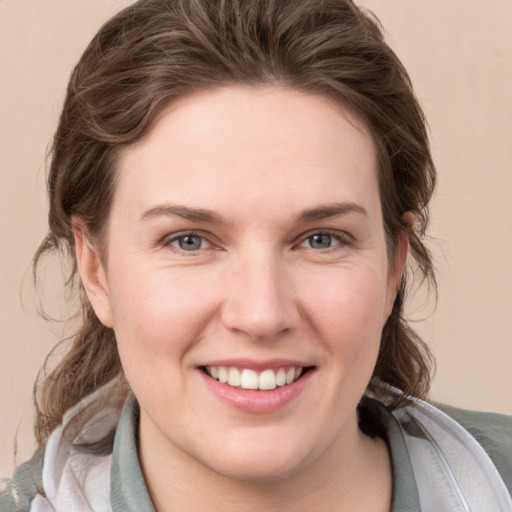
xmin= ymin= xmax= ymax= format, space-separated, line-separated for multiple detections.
xmin=33 ymin=0 xmax=436 ymax=444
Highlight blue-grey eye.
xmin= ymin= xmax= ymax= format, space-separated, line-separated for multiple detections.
xmin=175 ymin=235 xmax=203 ymax=251
xmin=308 ymin=233 xmax=332 ymax=249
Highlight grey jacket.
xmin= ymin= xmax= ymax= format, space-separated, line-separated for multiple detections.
xmin=1 ymin=385 xmax=511 ymax=511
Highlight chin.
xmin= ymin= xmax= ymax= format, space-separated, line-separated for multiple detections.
xmin=198 ymin=434 xmax=317 ymax=483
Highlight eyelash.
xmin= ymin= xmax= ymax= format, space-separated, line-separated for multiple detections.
xmin=161 ymin=229 xmax=352 ymax=255
xmin=297 ymin=230 xmax=352 ymax=251
xmin=161 ymin=231 xmax=214 ymax=253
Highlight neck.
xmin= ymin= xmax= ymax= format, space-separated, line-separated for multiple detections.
xmin=138 ymin=413 xmax=392 ymax=512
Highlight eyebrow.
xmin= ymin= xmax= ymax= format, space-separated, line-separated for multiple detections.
xmin=140 ymin=204 xmax=224 ymax=224
xmin=140 ymin=202 xmax=367 ymax=224
xmin=297 ymin=202 xmax=368 ymax=223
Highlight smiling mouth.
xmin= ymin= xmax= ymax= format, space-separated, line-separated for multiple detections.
xmin=202 ymin=365 xmax=313 ymax=391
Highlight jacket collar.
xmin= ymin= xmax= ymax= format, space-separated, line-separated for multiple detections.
xmin=109 ymin=394 xmax=420 ymax=512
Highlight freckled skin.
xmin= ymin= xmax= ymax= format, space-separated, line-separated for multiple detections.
xmin=76 ymin=87 xmax=402 ymax=511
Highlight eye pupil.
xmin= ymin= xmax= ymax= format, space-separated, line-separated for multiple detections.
xmin=310 ymin=234 xmax=331 ymax=249
xmin=179 ymin=235 xmax=202 ymax=251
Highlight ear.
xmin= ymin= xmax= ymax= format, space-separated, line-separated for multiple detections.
xmin=73 ymin=219 xmax=114 ymax=328
xmin=384 ymin=213 xmax=412 ymax=320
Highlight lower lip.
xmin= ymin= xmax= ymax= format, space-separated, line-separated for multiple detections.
xmin=199 ymin=370 xmax=313 ymax=413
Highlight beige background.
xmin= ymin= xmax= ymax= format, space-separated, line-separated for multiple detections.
xmin=1 ymin=0 xmax=511 ymax=476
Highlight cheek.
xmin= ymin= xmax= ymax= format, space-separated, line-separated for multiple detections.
xmin=301 ymin=264 xmax=389 ymax=357
xmin=107 ymin=265 xmax=220 ymax=362
xmin=307 ymin=263 xmax=388 ymax=318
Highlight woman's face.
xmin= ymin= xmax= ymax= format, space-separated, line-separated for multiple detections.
xmin=83 ymin=87 xmax=403 ymax=481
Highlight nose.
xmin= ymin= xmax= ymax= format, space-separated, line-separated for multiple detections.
xmin=220 ymin=252 xmax=300 ymax=341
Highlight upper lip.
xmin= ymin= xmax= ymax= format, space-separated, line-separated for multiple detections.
xmin=198 ymin=358 xmax=314 ymax=371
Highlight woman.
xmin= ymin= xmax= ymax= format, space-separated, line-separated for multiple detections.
xmin=2 ymin=0 xmax=511 ymax=511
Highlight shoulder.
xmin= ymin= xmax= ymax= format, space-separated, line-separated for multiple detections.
xmin=1 ymin=381 xmax=127 ymax=512
xmin=435 ymin=402 xmax=512 ymax=494
xmin=0 ymin=450 xmax=45 ymax=512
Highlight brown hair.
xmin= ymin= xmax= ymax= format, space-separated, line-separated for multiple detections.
xmin=34 ymin=0 xmax=436 ymax=444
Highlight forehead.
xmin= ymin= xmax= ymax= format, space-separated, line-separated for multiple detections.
xmin=115 ymin=86 xmax=380 ymax=222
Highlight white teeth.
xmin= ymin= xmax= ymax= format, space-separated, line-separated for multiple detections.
xmin=259 ymin=369 xmax=277 ymax=390
xmin=276 ymin=368 xmax=286 ymax=386
xmin=228 ymin=367 xmax=241 ymax=387
xmin=218 ymin=367 xmax=228 ymax=384
xmin=206 ymin=365 xmax=306 ymax=390
xmin=240 ymin=369 xmax=259 ymax=389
